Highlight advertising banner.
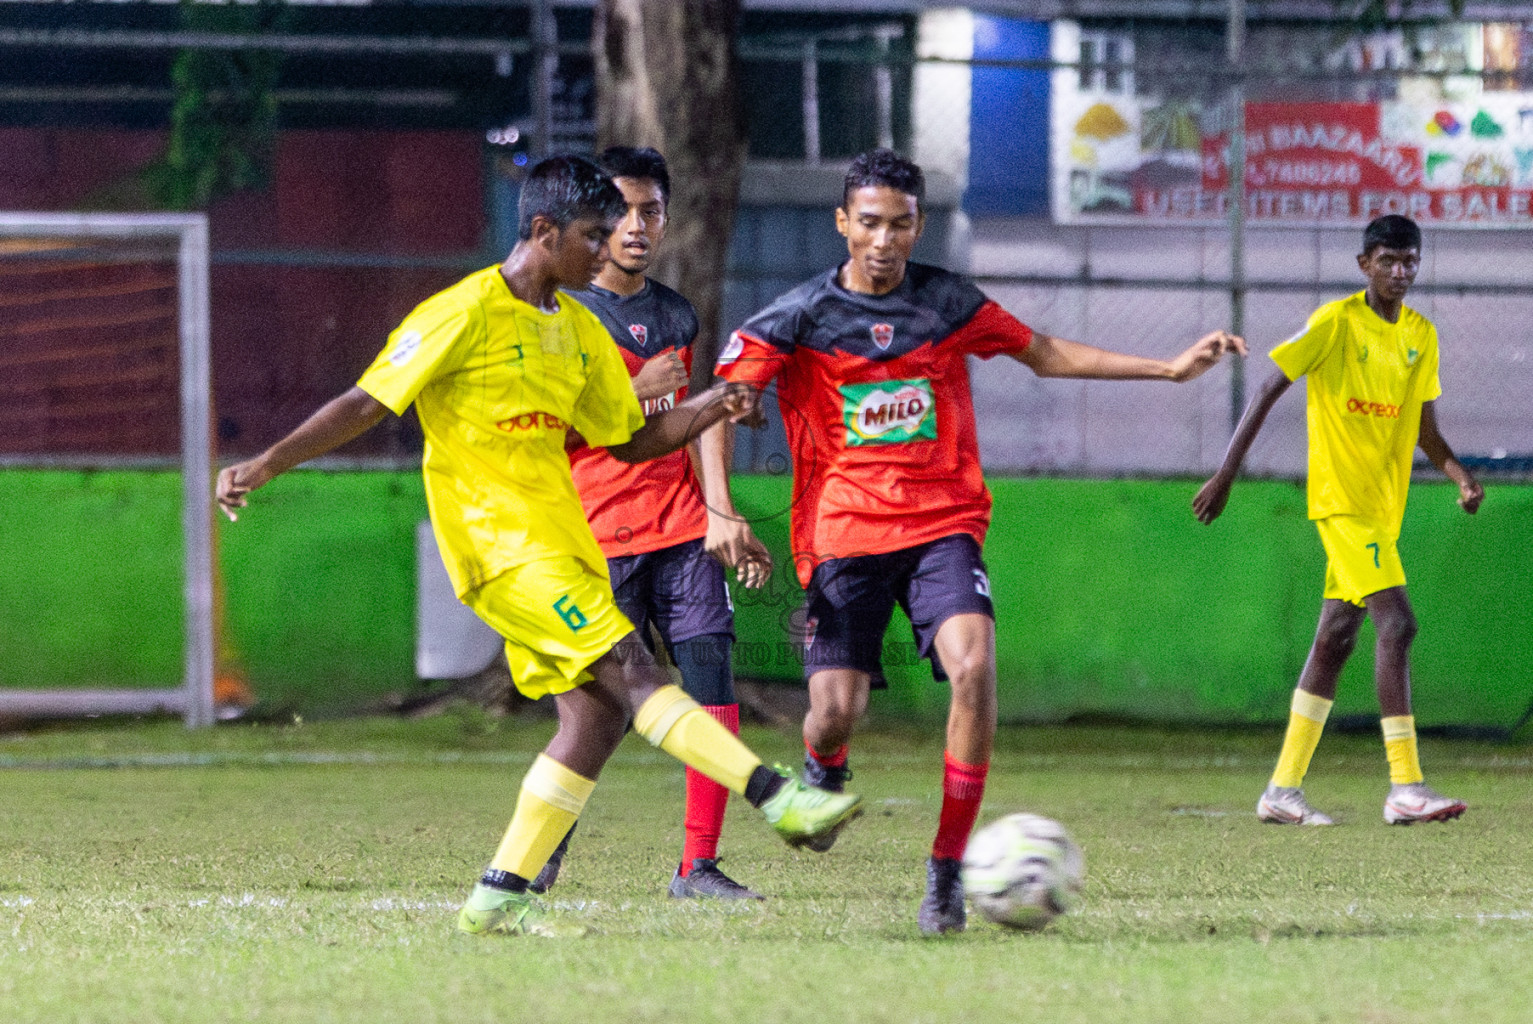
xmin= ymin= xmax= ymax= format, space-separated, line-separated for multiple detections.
xmin=1055 ymin=94 xmax=1533 ymax=226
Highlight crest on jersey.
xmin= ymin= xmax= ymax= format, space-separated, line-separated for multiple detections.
xmin=870 ymin=322 xmax=894 ymax=350
xmin=628 ymin=323 xmax=648 ymax=346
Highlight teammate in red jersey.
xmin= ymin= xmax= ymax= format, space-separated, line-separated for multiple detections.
xmin=542 ymin=147 xmax=774 ymax=900
xmin=716 ymin=148 xmax=1245 ymax=934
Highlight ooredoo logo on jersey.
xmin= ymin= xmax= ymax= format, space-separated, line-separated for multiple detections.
xmin=497 ymin=411 xmax=569 ymax=433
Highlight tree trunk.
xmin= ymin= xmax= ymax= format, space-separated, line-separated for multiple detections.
xmin=593 ymin=0 xmax=746 ymax=385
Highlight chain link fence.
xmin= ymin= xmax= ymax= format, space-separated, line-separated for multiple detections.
xmin=726 ymin=10 xmax=1533 ymax=480
xmin=1 ymin=4 xmax=1529 ymax=479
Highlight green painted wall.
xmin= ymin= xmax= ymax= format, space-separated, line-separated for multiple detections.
xmin=3 ymin=469 xmax=1529 ymax=728
xmin=729 ymin=475 xmax=1533 ymax=730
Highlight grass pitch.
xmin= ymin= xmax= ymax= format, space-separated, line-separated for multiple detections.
xmin=1 ymin=714 xmax=1531 ymax=1024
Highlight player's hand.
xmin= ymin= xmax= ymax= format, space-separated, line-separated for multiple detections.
xmin=1169 ymin=330 xmax=1248 ymax=383
xmin=1192 ymin=473 xmax=1233 ymax=524
xmin=720 ymin=382 xmax=763 ymax=426
xmin=705 ymin=513 xmax=773 ymax=589
xmin=632 ymin=350 xmax=688 ymax=402
xmin=1457 ymin=478 xmax=1484 ymax=514
xmin=216 ymin=459 xmax=272 ymax=522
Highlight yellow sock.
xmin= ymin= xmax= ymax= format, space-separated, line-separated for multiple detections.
xmin=1381 ymin=715 xmax=1424 ymax=785
xmin=1271 ymin=690 xmax=1333 ymax=788
xmin=634 ymin=684 xmax=762 ymax=794
xmin=489 ymin=754 xmax=595 ymax=880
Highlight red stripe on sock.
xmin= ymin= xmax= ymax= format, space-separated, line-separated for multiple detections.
xmin=805 ymin=740 xmax=849 ymax=768
xmin=681 ymin=704 xmax=739 ymax=873
xmin=931 ymin=752 xmax=989 ymax=861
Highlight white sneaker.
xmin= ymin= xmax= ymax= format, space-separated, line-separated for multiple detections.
xmin=1256 ymin=784 xmax=1335 ymax=826
xmin=1383 ymin=783 xmax=1466 ymax=825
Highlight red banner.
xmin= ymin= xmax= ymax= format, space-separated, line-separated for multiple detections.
xmin=1131 ymin=101 xmax=1533 ymax=224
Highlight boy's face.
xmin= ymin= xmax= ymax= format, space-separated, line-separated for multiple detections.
xmin=835 ymin=185 xmax=924 ymax=293
xmin=606 ymin=176 xmax=667 ymax=276
xmin=1357 ymin=245 xmax=1419 ymax=304
xmin=548 ymin=213 xmax=617 ymax=290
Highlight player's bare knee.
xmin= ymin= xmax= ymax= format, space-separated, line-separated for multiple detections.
xmin=945 ymin=654 xmax=997 ymax=700
xmin=1314 ymin=618 xmax=1361 ymax=664
xmin=818 ymin=693 xmax=862 ymax=731
xmin=1375 ymin=608 xmax=1418 ymax=650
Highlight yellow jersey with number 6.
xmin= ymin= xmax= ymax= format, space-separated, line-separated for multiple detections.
xmin=356 ymin=266 xmax=644 ymax=596
xmin=1269 ymin=291 xmax=1441 ymax=533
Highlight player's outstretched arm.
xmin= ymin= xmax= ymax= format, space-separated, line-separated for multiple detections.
xmin=1193 ymin=368 xmax=1292 ymax=525
xmin=606 ymin=382 xmax=758 ymax=465
xmin=1418 ymin=401 xmax=1484 ymax=514
xmin=1014 ymin=330 xmax=1246 ymax=382
xmin=217 ymin=386 xmax=390 ymax=521
xmin=697 ymin=419 xmax=773 ymax=589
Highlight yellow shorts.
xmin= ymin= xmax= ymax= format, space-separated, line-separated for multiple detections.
xmin=1316 ymin=515 xmax=1407 ymax=607
xmin=464 ymin=557 xmax=635 ymax=700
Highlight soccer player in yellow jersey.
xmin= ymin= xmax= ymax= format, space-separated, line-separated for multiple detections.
xmin=1195 ymin=215 xmax=1483 ymax=826
xmin=216 ymin=156 xmax=862 ymax=937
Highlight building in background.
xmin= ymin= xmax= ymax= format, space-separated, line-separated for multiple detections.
xmin=1 ymin=0 xmax=1527 ymax=475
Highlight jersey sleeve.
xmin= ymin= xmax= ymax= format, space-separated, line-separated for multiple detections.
xmin=715 ymin=328 xmax=790 ymax=388
xmin=570 ymin=319 xmax=645 ymax=447
xmin=1268 ymin=304 xmax=1341 ymax=381
xmin=1415 ymin=324 xmax=1443 ymax=403
xmin=356 ymin=299 xmax=477 ymax=415
xmin=947 ymin=299 xmax=1033 ymax=359
xmin=716 ymin=286 xmax=807 ymax=387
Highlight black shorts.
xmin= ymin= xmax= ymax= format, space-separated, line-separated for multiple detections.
xmin=800 ymin=533 xmax=994 ymax=686
xmin=608 ymin=537 xmax=735 ymax=649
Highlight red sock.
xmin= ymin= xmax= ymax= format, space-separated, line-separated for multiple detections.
xmin=805 ymin=741 xmax=849 ymax=768
xmin=931 ymin=752 xmax=989 ymax=861
xmin=680 ymin=704 xmax=739 ymax=874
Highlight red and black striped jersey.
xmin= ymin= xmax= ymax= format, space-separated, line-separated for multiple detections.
xmin=717 ymin=263 xmax=1032 ymax=585
xmin=567 ymin=279 xmax=707 ymax=558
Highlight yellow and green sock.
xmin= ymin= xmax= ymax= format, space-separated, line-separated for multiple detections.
xmin=486 ymin=753 xmax=596 ymax=884
xmin=635 ymin=684 xmax=764 ymax=794
xmin=1381 ymin=715 xmax=1424 ymax=785
xmin=1271 ymin=689 xmax=1334 ymax=789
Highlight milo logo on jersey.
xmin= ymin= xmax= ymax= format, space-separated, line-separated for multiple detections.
xmin=642 ymin=391 xmax=676 ymax=415
xmin=839 ymin=379 xmax=937 ymax=446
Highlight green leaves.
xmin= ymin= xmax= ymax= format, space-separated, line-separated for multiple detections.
xmin=144 ymin=0 xmax=285 ymax=210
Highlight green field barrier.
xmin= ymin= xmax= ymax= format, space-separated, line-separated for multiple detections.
xmin=3 ymin=468 xmax=1528 ymax=728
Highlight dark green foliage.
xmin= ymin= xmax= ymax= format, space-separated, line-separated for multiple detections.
xmin=144 ymin=0 xmax=286 ymax=209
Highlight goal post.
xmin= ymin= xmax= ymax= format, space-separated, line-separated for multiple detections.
xmin=0 ymin=212 xmax=214 ymax=728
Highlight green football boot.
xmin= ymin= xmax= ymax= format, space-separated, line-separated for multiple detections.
xmin=455 ymin=883 xmax=587 ymax=938
xmin=759 ymin=770 xmax=863 ymax=850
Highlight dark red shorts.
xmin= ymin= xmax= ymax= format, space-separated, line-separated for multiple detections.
xmin=800 ymin=533 xmax=994 ymax=686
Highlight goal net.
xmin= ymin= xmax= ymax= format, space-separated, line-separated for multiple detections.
xmin=0 ymin=213 xmax=214 ymax=727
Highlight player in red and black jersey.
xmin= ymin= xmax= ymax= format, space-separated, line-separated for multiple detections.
xmin=717 ymin=148 xmax=1245 ymax=934
xmin=550 ymin=146 xmax=774 ymax=901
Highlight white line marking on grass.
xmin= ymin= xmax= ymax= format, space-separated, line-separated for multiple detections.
xmin=168 ymin=896 xmax=290 ymax=909
xmin=367 ymin=898 xmax=459 ymax=912
xmin=1 ymin=896 xmax=34 ymax=908
xmin=1169 ymin=807 xmax=1230 ymax=817
xmin=1472 ymin=911 xmax=1533 ymax=923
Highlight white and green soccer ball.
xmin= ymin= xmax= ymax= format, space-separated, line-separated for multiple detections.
xmin=961 ymin=813 xmax=1085 ymax=930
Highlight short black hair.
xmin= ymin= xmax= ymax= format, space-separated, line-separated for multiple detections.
xmin=598 ymin=146 xmax=670 ymax=204
xmin=517 ymin=155 xmax=626 ymax=241
xmin=843 ymin=148 xmax=925 ymax=209
xmin=1362 ymin=214 xmax=1421 ymax=255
